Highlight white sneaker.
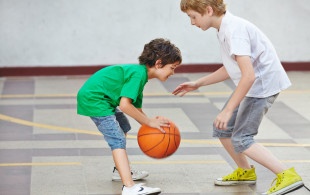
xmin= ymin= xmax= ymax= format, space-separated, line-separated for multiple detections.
xmin=112 ymin=167 xmax=149 ymax=181
xmin=122 ymin=183 xmax=161 ymax=195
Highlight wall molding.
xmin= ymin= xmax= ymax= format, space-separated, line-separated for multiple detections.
xmin=0 ymin=62 xmax=309 ymax=76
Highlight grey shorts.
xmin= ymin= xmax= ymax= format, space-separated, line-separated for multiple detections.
xmin=213 ymin=93 xmax=279 ymax=153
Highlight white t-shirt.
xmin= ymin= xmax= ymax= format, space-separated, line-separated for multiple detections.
xmin=217 ymin=11 xmax=291 ymax=98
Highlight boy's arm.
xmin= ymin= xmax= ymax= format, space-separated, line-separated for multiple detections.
xmin=119 ymin=97 xmax=169 ymax=131
xmin=214 ymin=55 xmax=255 ymax=130
xmin=137 ymin=108 xmax=146 ymax=115
xmin=137 ymin=108 xmax=171 ymax=122
xmin=196 ymin=66 xmax=230 ymax=86
xmin=173 ymin=66 xmax=230 ymax=96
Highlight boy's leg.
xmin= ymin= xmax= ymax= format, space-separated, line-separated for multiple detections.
xmin=213 ymin=95 xmax=256 ymax=185
xmin=113 ymin=149 xmax=161 ymax=194
xmin=232 ymin=94 xmax=303 ymax=193
xmin=231 ymin=93 xmax=286 ymax=174
xmin=91 ymin=115 xmax=160 ymax=194
xmin=220 ymin=138 xmax=251 ymax=169
xmin=113 ymin=108 xmax=149 ymax=181
xmin=112 ymin=149 xmax=134 ymax=187
xmin=90 ymin=115 xmax=134 ymax=186
xmin=213 ymin=94 xmax=251 ymax=169
xmin=243 ymin=143 xmax=286 ymax=174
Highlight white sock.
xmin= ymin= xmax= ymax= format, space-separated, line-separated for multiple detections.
xmin=123 ymin=184 xmax=137 ymax=190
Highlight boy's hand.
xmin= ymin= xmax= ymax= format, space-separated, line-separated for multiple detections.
xmin=214 ymin=109 xmax=233 ymax=130
xmin=172 ymin=81 xmax=198 ymax=97
xmin=155 ymin=116 xmax=170 ymax=121
xmin=147 ymin=117 xmax=170 ymax=133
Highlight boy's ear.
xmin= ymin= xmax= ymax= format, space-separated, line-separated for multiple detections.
xmin=155 ymin=59 xmax=162 ymax=69
xmin=206 ymin=6 xmax=214 ymax=16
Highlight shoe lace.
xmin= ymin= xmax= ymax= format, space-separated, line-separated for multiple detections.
xmin=269 ymin=174 xmax=283 ymax=192
xmin=131 ymin=169 xmax=142 ymax=175
xmin=113 ymin=167 xmax=142 ymax=175
xmin=223 ymin=168 xmax=241 ymax=181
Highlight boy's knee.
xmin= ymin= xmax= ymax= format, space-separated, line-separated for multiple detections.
xmin=231 ymin=136 xmax=254 ymax=153
xmin=106 ymin=135 xmax=127 ymax=151
xmin=231 ymin=136 xmax=242 ymax=150
xmin=213 ymin=125 xmax=232 ymax=138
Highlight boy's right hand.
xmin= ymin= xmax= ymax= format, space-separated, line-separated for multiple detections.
xmin=147 ymin=118 xmax=170 ymax=133
xmin=172 ymin=81 xmax=199 ymax=97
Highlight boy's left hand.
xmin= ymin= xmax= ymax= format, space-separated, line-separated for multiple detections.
xmin=214 ymin=110 xmax=233 ymax=130
xmin=155 ymin=116 xmax=170 ymax=121
xmin=155 ymin=116 xmax=171 ymax=133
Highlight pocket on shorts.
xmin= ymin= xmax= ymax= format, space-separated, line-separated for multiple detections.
xmin=266 ymin=93 xmax=279 ymax=105
xmin=91 ymin=116 xmax=115 ymax=129
xmin=90 ymin=117 xmax=102 ymax=127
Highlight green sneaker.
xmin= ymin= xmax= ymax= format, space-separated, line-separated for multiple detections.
xmin=214 ymin=165 xmax=257 ymax=185
xmin=262 ymin=167 xmax=303 ymax=195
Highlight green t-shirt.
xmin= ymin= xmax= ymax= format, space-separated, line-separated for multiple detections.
xmin=77 ymin=64 xmax=148 ymax=117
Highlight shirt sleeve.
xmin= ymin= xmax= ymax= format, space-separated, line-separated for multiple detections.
xmin=229 ymin=27 xmax=251 ymax=59
xmin=120 ymin=77 xmax=143 ymax=104
xmin=132 ymin=92 xmax=143 ymax=108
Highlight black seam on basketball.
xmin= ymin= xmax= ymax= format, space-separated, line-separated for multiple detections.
xmin=142 ymin=133 xmax=166 ymax=154
xmin=163 ymin=123 xmax=171 ymax=158
xmin=173 ymin=125 xmax=178 ymax=149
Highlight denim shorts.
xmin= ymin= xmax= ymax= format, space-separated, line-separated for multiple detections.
xmin=213 ymin=93 xmax=279 ymax=153
xmin=90 ymin=108 xmax=131 ymax=150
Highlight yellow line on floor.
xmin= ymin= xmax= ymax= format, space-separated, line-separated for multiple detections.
xmin=0 ymin=162 xmax=82 ymax=166
xmin=130 ymin=160 xmax=310 ymax=164
xmin=0 ymin=113 xmax=309 ymax=147
xmin=0 ymin=94 xmax=76 ymax=98
xmin=1 ymin=90 xmax=310 ymax=98
xmin=131 ymin=161 xmax=227 ymax=164
xmin=0 ymin=113 xmax=102 ymax=136
xmin=280 ymin=160 xmax=310 ymax=163
xmin=181 ymin=139 xmax=310 ymax=147
xmin=259 ymin=143 xmax=310 ymax=147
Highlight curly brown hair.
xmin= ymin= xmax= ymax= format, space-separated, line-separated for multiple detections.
xmin=138 ymin=38 xmax=182 ymax=67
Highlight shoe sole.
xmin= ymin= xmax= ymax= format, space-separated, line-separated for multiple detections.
xmin=145 ymin=192 xmax=161 ymax=195
xmin=122 ymin=189 xmax=161 ymax=195
xmin=143 ymin=191 xmax=161 ymax=195
xmin=263 ymin=181 xmax=304 ymax=195
xmin=112 ymin=173 xmax=149 ymax=181
xmin=214 ymin=180 xmax=256 ymax=186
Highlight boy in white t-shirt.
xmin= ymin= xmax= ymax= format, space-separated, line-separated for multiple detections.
xmin=173 ymin=0 xmax=303 ymax=194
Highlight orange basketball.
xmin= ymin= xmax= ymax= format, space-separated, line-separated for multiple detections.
xmin=137 ymin=119 xmax=181 ymax=159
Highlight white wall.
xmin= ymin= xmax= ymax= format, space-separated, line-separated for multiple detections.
xmin=0 ymin=0 xmax=309 ymax=67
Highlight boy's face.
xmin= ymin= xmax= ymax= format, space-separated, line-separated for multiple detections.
xmin=156 ymin=62 xmax=180 ymax=82
xmin=186 ymin=8 xmax=213 ymax=31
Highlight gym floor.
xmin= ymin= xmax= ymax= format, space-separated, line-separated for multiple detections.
xmin=0 ymin=71 xmax=310 ymax=195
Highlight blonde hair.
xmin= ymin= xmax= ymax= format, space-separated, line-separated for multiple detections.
xmin=180 ymin=0 xmax=226 ymax=16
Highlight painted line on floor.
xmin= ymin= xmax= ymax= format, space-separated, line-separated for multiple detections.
xmin=0 ymin=162 xmax=82 ymax=167
xmin=131 ymin=161 xmax=227 ymax=164
xmin=0 ymin=113 xmax=310 ymax=147
xmin=279 ymin=160 xmax=310 ymax=163
xmin=1 ymin=160 xmax=310 ymax=167
xmin=131 ymin=160 xmax=310 ymax=164
xmin=0 ymin=113 xmax=102 ymax=136
xmin=1 ymin=90 xmax=310 ymax=98
xmin=0 ymin=94 xmax=77 ymax=98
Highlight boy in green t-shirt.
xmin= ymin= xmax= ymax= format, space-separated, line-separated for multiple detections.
xmin=77 ymin=38 xmax=182 ymax=195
